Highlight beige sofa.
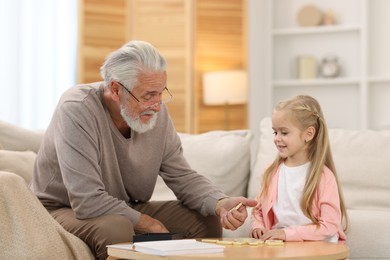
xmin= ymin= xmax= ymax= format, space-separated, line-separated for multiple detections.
xmin=1 ymin=118 xmax=390 ymax=260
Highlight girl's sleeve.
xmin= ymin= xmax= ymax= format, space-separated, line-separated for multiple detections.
xmin=250 ymin=199 xmax=265 ymax=232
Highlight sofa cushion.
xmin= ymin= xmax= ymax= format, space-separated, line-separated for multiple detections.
xmin=151 ymin=130 xmax=252 ymax=200
xmin=330 ymin=128 xmax=390 ymax=210
xmin=249 ymin=117 xmax=390 ymax=211
xmin=347 ymin=209 xmax=390 ymax=259
xmin=0 ymin=150 xmax=36 ymax=184
xmin=0 ymin=120 xmax=44 ymax=153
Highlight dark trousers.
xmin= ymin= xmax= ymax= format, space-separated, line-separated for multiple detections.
xmin=50 ymin=200 xmax=222 ymax=260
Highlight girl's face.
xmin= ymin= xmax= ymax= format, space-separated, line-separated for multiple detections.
xmin=272 ymin=110 xmax=311 ymax=167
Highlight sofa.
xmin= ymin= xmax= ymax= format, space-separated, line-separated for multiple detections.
xmin=1 ymin=117 xmax=389 ymax=260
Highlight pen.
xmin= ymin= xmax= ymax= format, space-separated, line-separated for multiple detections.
xmin=229 ymin=202 xmax=243 ymax=213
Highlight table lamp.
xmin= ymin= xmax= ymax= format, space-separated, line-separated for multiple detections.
xmin=202 ymin=70 xmax=247 ymax=130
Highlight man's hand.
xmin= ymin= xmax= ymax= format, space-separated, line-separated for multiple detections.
xmin=134 ymin=214 xmax=169 ymax=233
xmin=216 ymin=197 xmax=258 ymax=231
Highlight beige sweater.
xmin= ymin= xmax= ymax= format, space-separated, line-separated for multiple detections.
xmin=30 ymin=82 xmax=226 ymax=225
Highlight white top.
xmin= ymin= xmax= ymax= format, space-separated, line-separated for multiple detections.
xmin=273 ymin=162 xmax=338 ymax=242
xmin=273 ymin=162 xmax=312 ymax=229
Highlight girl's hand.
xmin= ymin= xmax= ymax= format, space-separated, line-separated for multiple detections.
xmin=261 ymin=229 xmax=286 ymax=241
xmin=251 ymin=228 xmax=267 ymax=239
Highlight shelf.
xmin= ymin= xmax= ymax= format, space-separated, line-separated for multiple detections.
xmin=273 ymin=25 xmax=361 ymax=36
xmin=368 ymin=76 xmax=390 ymax=84
xmin=273 ymin=78 xmax=360 ymax=87
xmin=266 ymin=0 xmax=390 ymax=130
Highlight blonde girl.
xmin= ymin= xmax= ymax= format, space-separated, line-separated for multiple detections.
xmin=251 ymin=95 xmax=348 ymax=242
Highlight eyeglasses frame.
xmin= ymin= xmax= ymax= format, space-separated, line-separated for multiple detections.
xmin=116 ymin=81 xmax=173 ymax=109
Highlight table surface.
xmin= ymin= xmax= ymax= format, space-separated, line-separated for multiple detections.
xmin=107 ymin=239 xmax=349 ymax=260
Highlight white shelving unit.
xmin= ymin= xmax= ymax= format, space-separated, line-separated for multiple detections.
xmin=266 ymin=0 xmax=390 ymax=130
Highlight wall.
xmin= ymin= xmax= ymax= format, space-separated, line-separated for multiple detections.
xmin=247 ymin=0 xmax=267 ymax=158
xmin=194 ymin=0 xmax=247 ymax=133
xmin=78 ymin=0 xmax=247 ymax=134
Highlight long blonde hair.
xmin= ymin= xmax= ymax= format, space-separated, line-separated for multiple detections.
xmin=259 ymin=95 xmax=348 ymax=231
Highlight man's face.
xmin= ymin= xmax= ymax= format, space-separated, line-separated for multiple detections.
xmin=120 ymin=71 xmax=167 ymax=134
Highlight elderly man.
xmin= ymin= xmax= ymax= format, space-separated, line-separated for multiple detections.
xmin=30 ymin=40 xmax=257 ymax=260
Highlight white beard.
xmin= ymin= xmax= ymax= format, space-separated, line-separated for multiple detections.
xmin=120 ymin=104 xmax=157 ymax=134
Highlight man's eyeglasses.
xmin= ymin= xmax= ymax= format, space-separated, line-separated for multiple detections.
xmin=116 ymin=81 xmax=173 ymax=110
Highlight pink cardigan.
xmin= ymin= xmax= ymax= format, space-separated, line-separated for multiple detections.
xmin=251 ymin=165 xmax=346 ymax=241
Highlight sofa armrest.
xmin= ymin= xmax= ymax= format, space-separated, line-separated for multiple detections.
xmin=0 ymin=120 xmax=44 ymax=153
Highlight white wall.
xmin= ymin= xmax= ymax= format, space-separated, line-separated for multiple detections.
xmin=247 ymin=0 xmax=269 ymax=159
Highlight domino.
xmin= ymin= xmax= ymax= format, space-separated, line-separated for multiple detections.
xmin=234 ymin=238 xmax=264 ymax=246
xmin=265 ymin=239 xmax=284 ymax=246
xmin=229 ymin=202 xmax=243 ymax=213
xmin=201 ymin=239 xmax=219 ymax=243
xmin=248 ymin=239 xmax=265 ymax=246
xmin=232 ymin=241 xmax=247 ymax=246
xmin=216 ymin=240 xmax=234 ymax=245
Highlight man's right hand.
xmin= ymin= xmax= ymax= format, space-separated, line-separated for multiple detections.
xmin=134 ymin=214 xmax=169 ymax=233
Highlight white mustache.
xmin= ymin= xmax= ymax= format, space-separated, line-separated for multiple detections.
xmin=140 ymin=110 xmax=156 ymax=116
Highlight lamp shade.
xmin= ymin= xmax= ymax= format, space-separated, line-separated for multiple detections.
xmin=202 ymin=70 xmax=248 ymax=105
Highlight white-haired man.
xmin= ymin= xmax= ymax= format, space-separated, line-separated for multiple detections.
xmin=30 ymin=40 xmax=257 ymax=259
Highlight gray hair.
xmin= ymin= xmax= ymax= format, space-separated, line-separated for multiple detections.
xmin=100 ymin=40 xmax=167 ymax=90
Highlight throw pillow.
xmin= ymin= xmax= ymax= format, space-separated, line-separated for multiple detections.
xmin=248 ymin=117 xmax=275 ymax=199
xmin=0 ymin=150 xmax=37 ymax=184
xmin=151 ymin=130 xmax=252 ymax=200
xmin=0 ymin=120 xmax=44 ymax=152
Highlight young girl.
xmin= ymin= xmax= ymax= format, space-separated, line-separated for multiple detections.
xmin=251 ymin=95 xmax=348 ymax=242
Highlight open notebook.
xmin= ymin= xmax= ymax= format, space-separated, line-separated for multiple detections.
xmin=133 ymin=239 xmax=224 ymax=256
